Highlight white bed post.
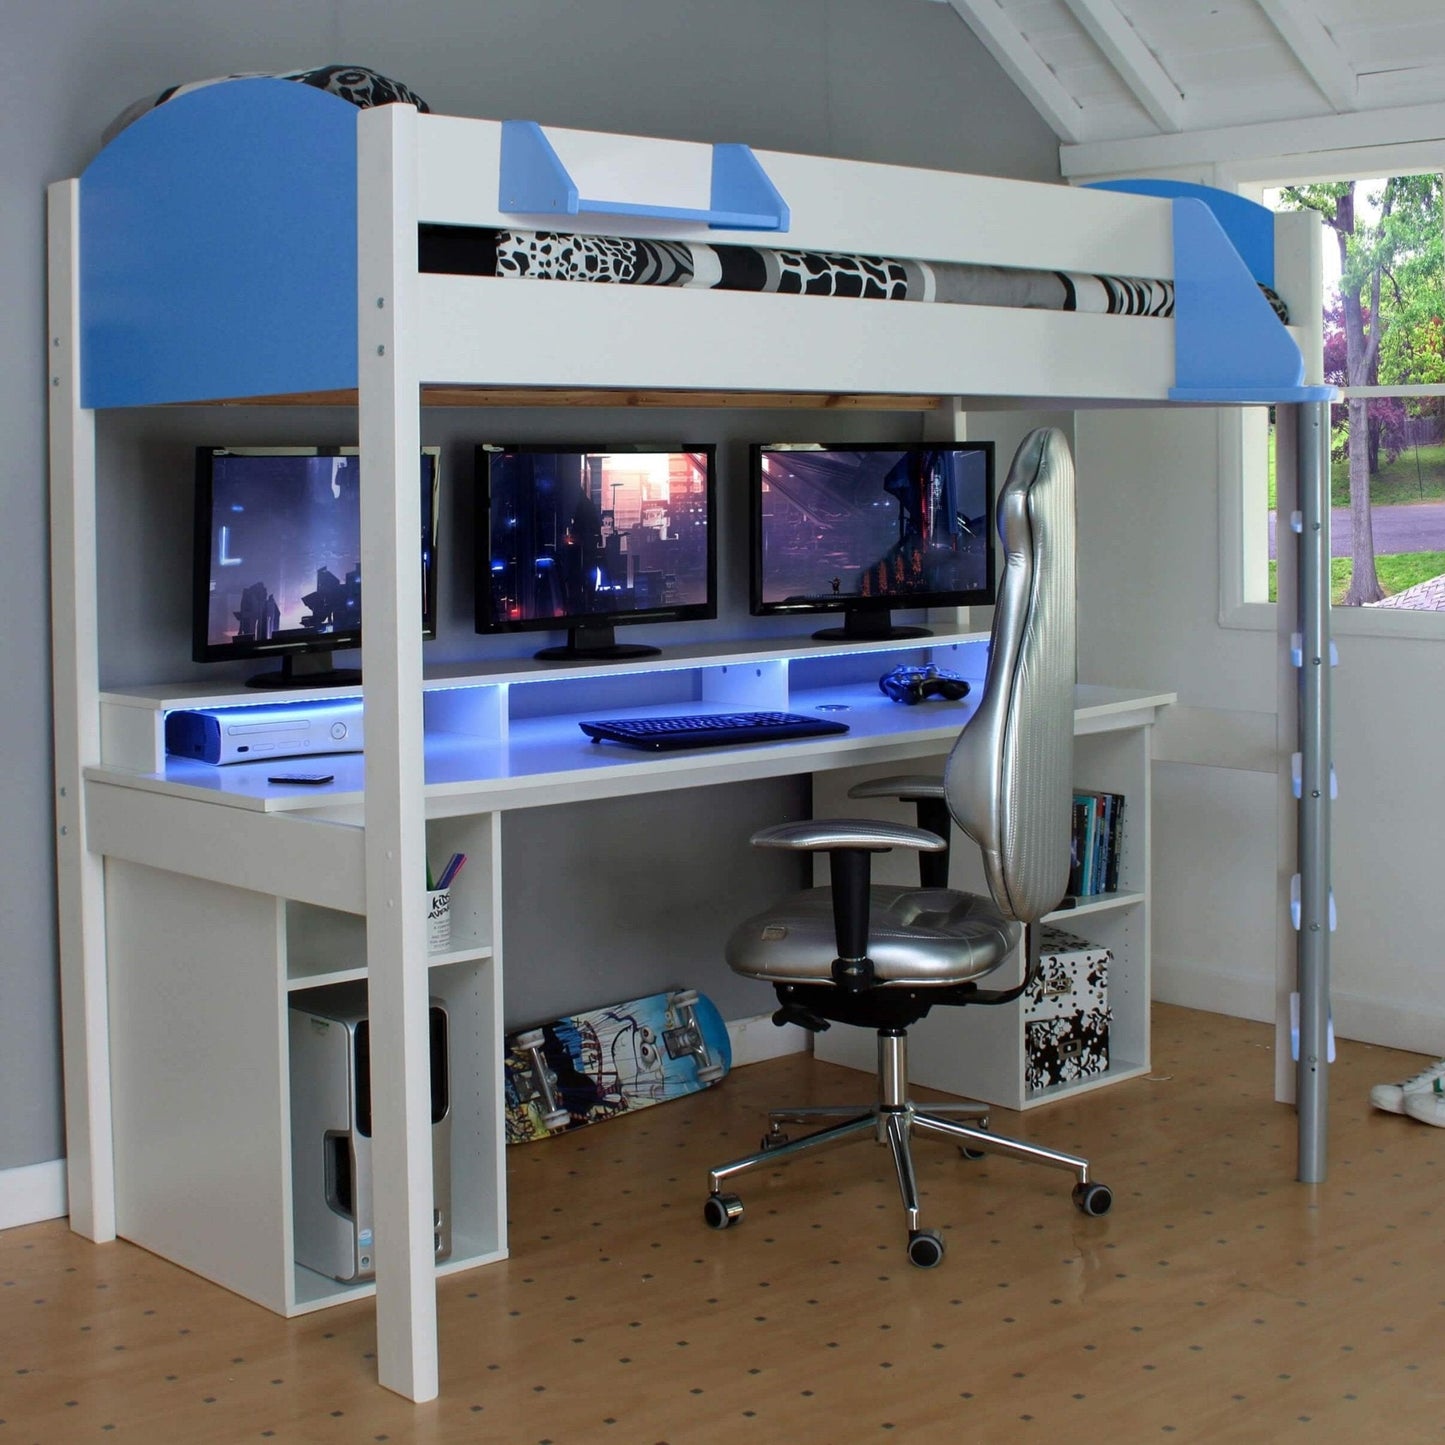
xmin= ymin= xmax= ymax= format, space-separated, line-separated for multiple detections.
xmin=356 ymin=103 xmax=439 ymax=1403
xmin=46 ymin=179 xmax=116 ymax=1243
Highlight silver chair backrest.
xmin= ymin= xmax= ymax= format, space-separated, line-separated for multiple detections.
xmin=942 ymin=427 xmax=1077 ymax=923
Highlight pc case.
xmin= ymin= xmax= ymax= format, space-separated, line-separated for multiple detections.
xmin=288 ymin=982 xmax=452 ymax=1282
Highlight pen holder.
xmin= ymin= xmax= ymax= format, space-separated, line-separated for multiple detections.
xmin=426 ymin=888 xmax=452 ymax=954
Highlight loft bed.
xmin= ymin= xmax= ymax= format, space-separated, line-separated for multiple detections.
xmin=74 ymin=79 xmax=1324 ymax=409
xmin=49 ymin=75 xmax=1335 ymax=1403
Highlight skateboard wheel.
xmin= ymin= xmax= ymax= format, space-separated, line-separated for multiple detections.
xmin=672 ymin=989 xmax=699 ymax=1009
xmin=703 ymin=1192 xmax=743 ymax=1230
xmin=542 ymin=1108 xmax=570 ymax=1131
xmin=696 ymin=1063 xmax=725 ymax=1085
xmin=513 ymin=1029 xmax=545 ymax=1051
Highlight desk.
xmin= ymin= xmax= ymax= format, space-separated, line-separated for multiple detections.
xmin=77 ymin=631 xmax=1172 ymax=1320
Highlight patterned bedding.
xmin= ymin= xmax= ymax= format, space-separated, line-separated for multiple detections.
xmin=420 ymin=224 xmax=1289 ymax=323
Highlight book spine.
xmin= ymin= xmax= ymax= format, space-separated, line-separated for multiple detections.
xmin=1078 ymin=791 xmax=1100 ymax=895
xmin=1067 ymin=797 xmax=1088 ymax=896
xmin=1104 ymin=792 xmax=1126 ymax=893
xmin=1091 ymin=792 xmax=1109 ymax=895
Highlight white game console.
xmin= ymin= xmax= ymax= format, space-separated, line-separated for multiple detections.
xmin=164 ymin=697 xmax=364 ymax=765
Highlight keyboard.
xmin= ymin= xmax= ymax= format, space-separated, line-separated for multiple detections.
xmin=579 ymin=710 xmax=851 ymax=751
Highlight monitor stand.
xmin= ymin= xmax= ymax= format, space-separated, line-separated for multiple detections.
xmin=812 ymin=608 xmax=932 ymax=643
xmin=534 ymin=623 xmax=661 ymax=662
xmin=246 ymin=653 xmax=363 ymax=689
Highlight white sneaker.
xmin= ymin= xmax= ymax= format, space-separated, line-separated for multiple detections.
xmin=1405 ymin=1086 xmax=1445 ymax=1127
xmin=1371 ymin=1059 xmax=1445 ymax=1114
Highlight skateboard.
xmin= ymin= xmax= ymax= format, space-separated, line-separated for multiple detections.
xmin=503 ymin=988 xmax=732 ymax=1143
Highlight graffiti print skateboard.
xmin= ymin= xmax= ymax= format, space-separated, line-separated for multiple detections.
xmin=504 ymin=988 xmax=731 ymax=1143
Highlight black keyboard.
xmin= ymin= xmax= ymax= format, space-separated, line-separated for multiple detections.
xmin=579 ymin=710 xmax=850 ymax=751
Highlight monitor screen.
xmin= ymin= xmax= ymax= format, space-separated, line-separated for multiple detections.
xmin=476 ymin=444 xmax=716 ymax=661
xmin=750 ymin=441 xmax=995 ymax=641
xmin=193 ymin=446 xmax=440 ymax=688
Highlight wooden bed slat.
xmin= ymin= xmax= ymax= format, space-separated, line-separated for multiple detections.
xmin=194 ymin=387 xmax=949 ymax=411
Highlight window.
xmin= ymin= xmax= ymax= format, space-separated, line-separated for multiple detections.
xmin=1257 ymin=172 xmax=1445 ymax=613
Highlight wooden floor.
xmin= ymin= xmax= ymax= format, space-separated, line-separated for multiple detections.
xmin=4 ymin=1004 xmax=1445 ymax=1443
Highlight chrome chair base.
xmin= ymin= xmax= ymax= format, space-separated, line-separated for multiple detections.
xmin=704 ymin=1030 xmax=1112 ymax=1266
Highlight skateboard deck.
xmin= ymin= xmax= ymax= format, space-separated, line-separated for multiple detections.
xmin=504 ymin=988 xmax=731 ymax=1143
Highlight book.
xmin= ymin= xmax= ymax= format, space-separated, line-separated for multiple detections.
xmin=1074 ymin=790 xmax=1100 ymax=894
xmin=1067 ymin=797 xmax=1089 ymax=895
xmin=1068 ymin=789 xmax=1126 ymax=897
xmin=1103 ymin=792 xmax=1126 ymax=893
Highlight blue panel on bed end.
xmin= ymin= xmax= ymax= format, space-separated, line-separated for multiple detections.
xmin=1087 ymin=178 xmax=1275 ymax=289
xmin=1169 ymin=197 xmax=1332 ymax=405
xmin=80 ymin=78 xmax=359 ymax=407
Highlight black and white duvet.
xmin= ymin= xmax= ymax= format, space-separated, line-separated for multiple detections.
xmin=420 ymin=224 xmax=1289 ymax=323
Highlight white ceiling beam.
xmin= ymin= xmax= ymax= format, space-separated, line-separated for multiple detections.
xmin=1257 ymin=0 xmax=1358 ymax=114
xmin=1356 ymin=62 xmax=1445 ymax=112
xmin=1062 ymin=0 xmax=1185 ymax=134
xmin=1060 ymin=93 xmax=1445 ymax=180
xmin=945 ymin=0 xmax=1087 ymax=145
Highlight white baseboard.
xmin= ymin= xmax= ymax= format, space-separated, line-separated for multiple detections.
xmin=727 ymin=1013 xmax=811 ymax=1068
xmin=1152 ymin=960 xmax=1274 ymax=1024
xmin=1330 ymin=989 xmax=1445 ymax=1059
xmin=1153 ymin=963 xmax=1445 ymax=1060
xmin=0 ymin=1158 xmax=68 ymax=1232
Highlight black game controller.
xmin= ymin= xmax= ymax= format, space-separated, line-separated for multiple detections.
xmin=879 ymin=664 xmax=971 ymax=705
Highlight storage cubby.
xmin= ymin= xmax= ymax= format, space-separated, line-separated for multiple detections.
xmin=289 ymin=956 xmax=506 ymax=1314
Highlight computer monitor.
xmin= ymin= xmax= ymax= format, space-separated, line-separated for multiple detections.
xmin=749 ymin=441 xmax=995 ymax=641
xmin=475 ymin=443 xmax=717 ymax=661
xmin=193 ymin=445 xmax=441 ymax=689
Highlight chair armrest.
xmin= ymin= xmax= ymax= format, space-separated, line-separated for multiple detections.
xmin=846 ymin=775 xmax=945 ymax=803
xmin=751 ymin=819 xmax=946 ymax=988
xmin=750 ymin=819 xmax=947 ymax=853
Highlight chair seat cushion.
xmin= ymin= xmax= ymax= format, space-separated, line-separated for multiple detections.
xmin=725 ymin=885 xmax=1021 ymax=987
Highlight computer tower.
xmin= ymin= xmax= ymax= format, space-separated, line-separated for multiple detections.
xmin=288 ymin=982 xmax=452 ymax=1282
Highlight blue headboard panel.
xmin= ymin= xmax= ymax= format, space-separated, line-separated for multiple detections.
xmin=80 ymin=78 xmax=359 ymax=408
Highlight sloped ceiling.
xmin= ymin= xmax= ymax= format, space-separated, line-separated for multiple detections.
xmin=939 ymin=0 xmax=1445 ymax=153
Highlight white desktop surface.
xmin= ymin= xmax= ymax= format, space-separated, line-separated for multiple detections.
xmin=85 ymin=683 xmax=1176 ymax=815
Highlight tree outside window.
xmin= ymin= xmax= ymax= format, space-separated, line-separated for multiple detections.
xmin=1267 ymin=175 xmax=1445 ymax=608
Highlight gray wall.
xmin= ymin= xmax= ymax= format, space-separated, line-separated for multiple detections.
xmin=0 ymin=0 xmax=1058 ymax=1171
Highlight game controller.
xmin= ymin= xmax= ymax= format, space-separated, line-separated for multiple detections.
xmin=879 ymin=664 xmax=971 ymax=705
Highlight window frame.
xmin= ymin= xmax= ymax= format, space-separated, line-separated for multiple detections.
xmin=1216 ymin=142 xmax=1445 ymax=640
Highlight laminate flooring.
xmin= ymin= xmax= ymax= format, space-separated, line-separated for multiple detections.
xmin=3 ymin=1004 xmax=1444 ymax=1443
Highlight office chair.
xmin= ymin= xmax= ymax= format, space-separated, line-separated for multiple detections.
xmin=703 ymin=427 xmax=1111 ymax=1268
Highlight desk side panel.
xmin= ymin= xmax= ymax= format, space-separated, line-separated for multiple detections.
xmin=106 ymin=861 xmax=292 ymax=1314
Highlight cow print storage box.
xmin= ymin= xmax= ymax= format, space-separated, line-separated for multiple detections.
xmin=1023 ymin=927 xmax=1111 ymax=1095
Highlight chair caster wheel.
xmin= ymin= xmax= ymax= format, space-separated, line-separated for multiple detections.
xmin=907 ymin=1228 xmax=945 ymax=1268
xmin=704 ymin=1193 xmax=743 ymax=1230
xmin=958 ymin=1144 xmax=987 ymax=1160
xmin=761 ymin=1131 xmax=790 ymax=1151
xmin=1073 ymin=1181 xmax=1113 ymax=1216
